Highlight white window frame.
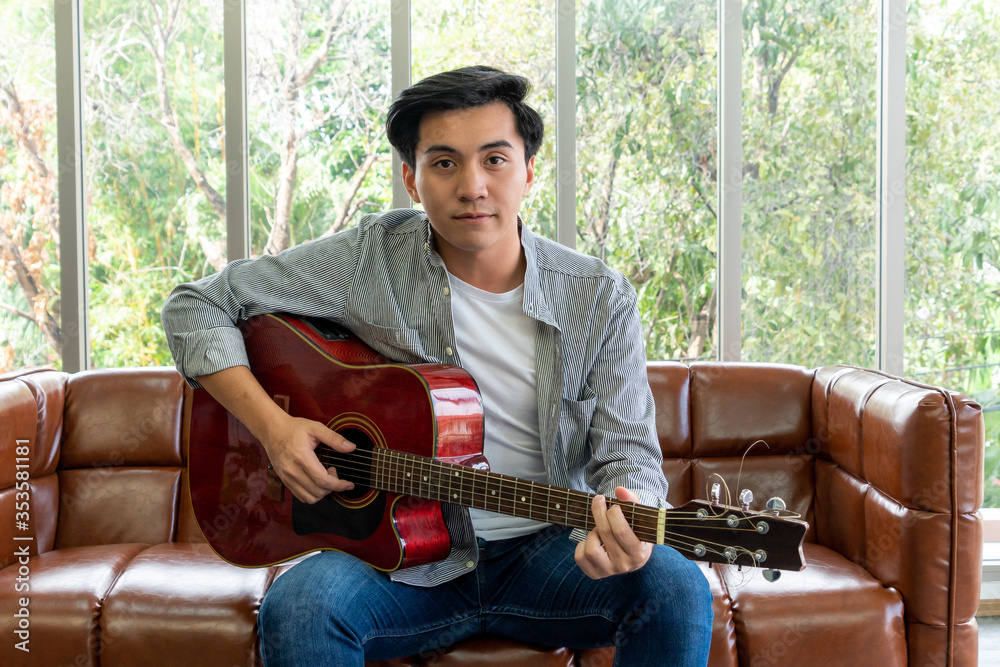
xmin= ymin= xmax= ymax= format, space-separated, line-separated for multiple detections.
xmin=51 ymin=0 xmax=996 ymax=606
xmin=55 ymin=0 xmax=909 ymax=373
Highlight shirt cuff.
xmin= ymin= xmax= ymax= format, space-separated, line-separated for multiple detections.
xmin=174 ymin=326 xmax=249 ymax=388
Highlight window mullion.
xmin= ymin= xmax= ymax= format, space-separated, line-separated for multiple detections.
xmin=392 ymin=0 xmax=412 ymax=209
xmin=55 ymin=0 xmax=89 ymax=372
xmin=718 ymin=0 xmax=743 ymax=361
xmin=555 ymin=0 xmax=576 ymax=249
xmin=225 ymin=0 xmax=250 ymax=261
xmin=877 ymin=0 xmax=906 ymax=375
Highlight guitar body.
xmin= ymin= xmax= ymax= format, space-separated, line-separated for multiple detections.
xmin=188 ymin=313 xmax=487 ymax=570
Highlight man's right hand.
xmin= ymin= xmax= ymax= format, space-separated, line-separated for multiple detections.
xmin=196 ymin=365 xmax=356 ymax=504
xmin=259 ymin=412 xmax=356 ymax=504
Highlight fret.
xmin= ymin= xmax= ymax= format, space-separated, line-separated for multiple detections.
xmin=515 ymin=480 xmax=535 ymax=519
xmin=375 ymin=452 xmax=655 ymax=541
xmin=418 ymin=457 xmax=428 ymax=498
xmin=567 ymin=491 xmax=592 ymax=532
xmin=400 ymin=452 xmax=412 ymax=496
xmin=484 ymin=472 xmax=499 ymax=514
xmin=432 ymin=460 xmax=446 ymax=503
xmin=544 ymin=483 xmax=552 ymax=523
xmin=457 ymin=465 xmax=471 ymax=507
xmin=499 ymin=473 xmax=516 ymax=517
xmin=526 ymin=480 xmax=540 ymax=522
xmin=471 ymin=466 xmax=487 ymax=511
xmin=403 ymin=453 xmax=414 ymax=496
xmin=556 ymin=487 xmax=570 ymax=527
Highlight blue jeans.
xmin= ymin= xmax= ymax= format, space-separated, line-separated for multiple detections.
xmin=258 ymin=525 xmax=713 ymax=666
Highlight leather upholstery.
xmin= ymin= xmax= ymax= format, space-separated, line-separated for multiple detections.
xmin=0 ymin=363 xmax=984 ymax=665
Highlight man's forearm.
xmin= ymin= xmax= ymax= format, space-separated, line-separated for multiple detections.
xmin=195 ymin=365 xmax=290 ymax=443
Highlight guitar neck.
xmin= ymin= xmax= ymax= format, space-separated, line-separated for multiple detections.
xmin=318 ymin=446 xmax=809 ymax=573
xmin=326 ymin=446 xmax=666 ymax=544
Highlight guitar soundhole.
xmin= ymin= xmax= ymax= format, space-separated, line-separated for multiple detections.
xmin=332 ymin=427 xmax=376 ymax=500
xmin=292 ymin=425 xmax=385 ymax=541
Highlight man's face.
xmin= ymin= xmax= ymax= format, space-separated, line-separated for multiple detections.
xmin=402 ymin=102 xmax=534 ymax=270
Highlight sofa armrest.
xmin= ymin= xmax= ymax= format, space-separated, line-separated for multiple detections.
xmin=812 ymin=366 xmax=984 ymax=664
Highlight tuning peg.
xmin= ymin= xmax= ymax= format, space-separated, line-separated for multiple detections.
xmin=710 ymin=483 xmax=721 ymax=505
xmin=739 ymin=489 xmax=753 ymax=510
xmin=765 ymin=497 xmax=786 ymax=516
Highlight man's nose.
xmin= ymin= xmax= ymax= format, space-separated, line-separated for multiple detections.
xmin=456 ymin=165 xmax=488 ymax=200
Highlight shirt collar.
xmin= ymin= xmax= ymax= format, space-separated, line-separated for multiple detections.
xmin=517 ymin=218 xmax=558 ymax=328
xmin=418 ymin=213 xmax=558 ymax=328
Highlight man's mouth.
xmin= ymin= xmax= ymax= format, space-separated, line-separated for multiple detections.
xmin=455 ymin=212 xmax=493 ymax=222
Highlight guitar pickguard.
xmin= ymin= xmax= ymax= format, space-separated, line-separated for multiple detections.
xmin=292 ymin=492 xmax=386 ymax=541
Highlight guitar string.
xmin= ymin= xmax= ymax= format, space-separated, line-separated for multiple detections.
xmin=298 ymin=449 xmax=788 ymax=563
xmin=321 ymin=446 xmax=761 ymax=562
xmin=312 ymin=446 xmax=786 ymax=531
xmin=307 ymin=447 xmax=795 ymax=544
xmin=316 ymin=445 xmax=692 ymax=526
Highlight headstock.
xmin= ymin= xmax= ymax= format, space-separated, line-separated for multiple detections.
xmin=662 ymin=496 xmax=808 ymax=573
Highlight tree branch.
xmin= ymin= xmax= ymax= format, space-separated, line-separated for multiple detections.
xmin=291 ymin=1 xmax=349 ymax=91
xmin=325 ymin=149 xmax=389 ymax=237
xmin=138 ymin=2 xmax=227 ymax=224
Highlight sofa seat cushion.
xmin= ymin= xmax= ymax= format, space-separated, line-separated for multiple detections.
xmin=364 ymin=636 xmax=575 ymax=666
xmin=101 ymin=542 xmax=276 ymax=667
xmin=722 ymin=543 xmax=907 ymax=666
xmin=0 ymin=543 xmax=149 ymax=666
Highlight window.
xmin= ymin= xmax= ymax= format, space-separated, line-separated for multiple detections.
xmin=741 ymin=0 xmax=878 ymax=367
xmin=577 ymin=0 xmax=718 ymax=360
xmin=0 ymin=3 xmax=59 ymax=370
xmin=905 ymin=0 xmax=1000 ymax=505
xmin=1 ymin=1 xmax=997 ymax=509
xmin=246 ymin=0 xmax=392 ymax=255
xmin=82 ymin=0 xmax=225 ymax=367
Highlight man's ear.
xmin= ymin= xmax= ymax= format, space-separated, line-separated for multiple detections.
xmin=401 ymin=161 xmax=421 ymax=203
xmin=523 ymin=156 xmax=535 ymax=197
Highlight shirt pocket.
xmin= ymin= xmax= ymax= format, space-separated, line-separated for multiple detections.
xmin=558 ymin=386 xmax=598 ymax=468
xmin=357 ymin=323 xmax=428 ymax=363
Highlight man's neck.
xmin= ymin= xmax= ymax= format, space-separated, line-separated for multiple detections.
xmin=442 ymin=248 xmax=527 ymax=294
xmin=433 ymin=225 xmax=527 ymax=294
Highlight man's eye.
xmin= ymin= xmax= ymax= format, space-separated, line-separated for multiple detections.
xmin=435 ymin=159 xmax=454 ymax=168
xmin=487 ymin=156 xmax=506 ymax=165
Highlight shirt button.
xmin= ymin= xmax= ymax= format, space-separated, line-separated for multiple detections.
xmin=465 ymin=560 xmax=475 ymax=569
xmin=445 ymin=346 xmax=454 ymax=356
xmin=443 ymin=286 xmax=451 ymax=296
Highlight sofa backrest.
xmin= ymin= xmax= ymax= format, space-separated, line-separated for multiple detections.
xmin=1 ymin=370 xmax=59 ymax=568
xmin=3 ymin=362 xmax=983 ymax=578
xmin=1 ymin=367 xmax=201 ymax=569
xmin=648 ymin=361 xmax=819 ymax=541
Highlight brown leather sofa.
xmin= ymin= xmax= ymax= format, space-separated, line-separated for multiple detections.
xmin=0 ymin=362 xmax=983 ymax=666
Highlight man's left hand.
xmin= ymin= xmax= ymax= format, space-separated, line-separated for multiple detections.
xmin=575 ymin=486 xmax=653 ymax=579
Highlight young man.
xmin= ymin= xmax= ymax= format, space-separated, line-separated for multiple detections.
xmin=162 ymin=66 xmax=713 ymax=665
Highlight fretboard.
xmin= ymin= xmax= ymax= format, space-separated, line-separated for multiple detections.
xmin=366 ymin=448 xmax=665 ymax=544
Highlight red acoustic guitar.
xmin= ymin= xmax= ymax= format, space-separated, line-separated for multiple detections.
xmin=188 ymin=313 xmax=807 ymax=573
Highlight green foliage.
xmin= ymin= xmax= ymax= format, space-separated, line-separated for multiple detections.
xmin=2 ymin=0 xmax=998 ymax=501
xmin=576 ymin=0 xmax=718 ymax=360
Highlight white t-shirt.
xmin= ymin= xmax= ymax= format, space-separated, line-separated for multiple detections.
xmin=447 ymin=271 xmax=550 ymax=540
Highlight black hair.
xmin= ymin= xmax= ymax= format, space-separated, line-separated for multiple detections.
xmin=386 ymin=66 xmax=545 ymax=168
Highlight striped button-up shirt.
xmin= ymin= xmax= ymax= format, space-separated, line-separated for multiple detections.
xmin=162 ymin=209 xmax=668 ymax=586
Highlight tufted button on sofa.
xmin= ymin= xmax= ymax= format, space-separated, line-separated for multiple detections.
xmin=0 ymin=362 xmax=983 ymax=666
